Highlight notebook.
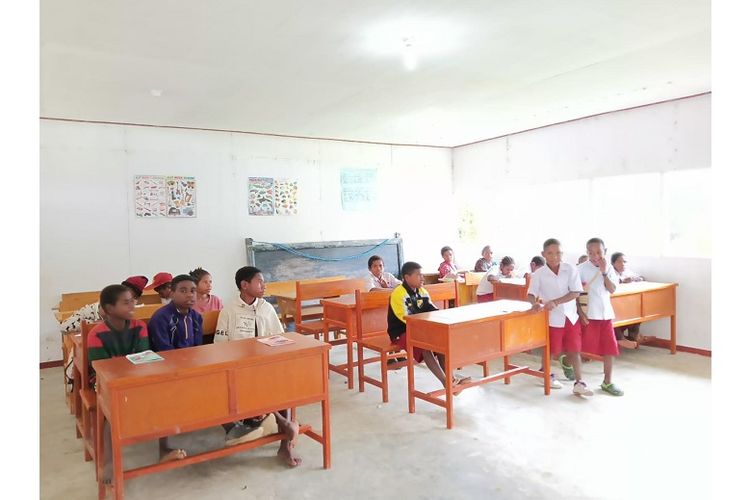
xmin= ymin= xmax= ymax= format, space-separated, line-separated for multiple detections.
xmin=126 ymin=350 xmax=164 ymax=364
xmin=257 ymin=335 xmax=295 ymax=347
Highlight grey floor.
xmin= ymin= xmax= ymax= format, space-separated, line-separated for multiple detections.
xmin=41 ymin=345 xmax=711 ymax=500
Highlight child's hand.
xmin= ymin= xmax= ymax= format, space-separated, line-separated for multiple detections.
xmin=596 ymin=259 xmax=607 ymax=273
xmin=543 ymin=299 xmax=557 ymax=310
xmin=531 ymin=302 xmax=542 ymax=312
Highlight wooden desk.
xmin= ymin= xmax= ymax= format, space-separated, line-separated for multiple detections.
xmin=492 ymin=277 xmax=529 ymax=301
xmin=271 ymin=292 xmax=324 ymax=326
xmin=405 ymin=300 xmax=550 ymax=429
xmin=457 ymin=271 xmax=485 ymax=305
xmin=610 ymin=281 xmax=678 ymax=353
xmin=93 ymin=333 xmax=331 ymax=499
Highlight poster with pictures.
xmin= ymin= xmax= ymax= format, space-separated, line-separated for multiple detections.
xmin=165 ymin=176 xmax=197 ymax=217
xmin=134 ymin=175 xmax=196 ymax=218
xmin=248 ymin=177 xmax=275 ymax=215
xmin=274 ymin=180 xmax=298 ymax=215
xmin=134 ymin=176 xmax=167 ymax=217
xmin=340 ymin=168 xmax=377 ymax=211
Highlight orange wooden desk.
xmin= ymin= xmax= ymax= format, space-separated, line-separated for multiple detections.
xmin=610 ymin=281 xmax=678 ymax=353
xmin=320 ymin=295 xmax=358 ymax=389
xmin=492 ymin=277 xmax=529 ymax=301
xmin=405 ymin=300 xmax=550 ymax=429
xmin=92 ymin=333 xmax=332 ymax=499
xmin=272 ymin=292 xmax=325 ymax=325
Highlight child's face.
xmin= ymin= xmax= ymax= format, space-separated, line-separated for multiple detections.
xmin=155 ymin=284 xmax=172 ymax=300
xmin=501 ymin=264 xmax=514 ymax=276
xmin=443 ymin=250 xmax=454 ymax=263
xmin=404 ymin=270 xmax=424 ymax=289
xmin=613 ymin=256 xmax=626 ymax=273
xmin=482 ymin=248 xmax=492 ymax=260
xmin=370 ymin=259 xmax=385 ymax=277
xmin=578 ymin=255 xmax=588 ymax=265
xmin=242 ymin=273 xmax=266 ymax=298
xmin=197 ymin=274 xmax=212 ymax=294
xmin=542 ymin=244 xmax=562 ymax=267
xmin=104 ymin=291 xmax=136 ymax=321
xmin=586 ymin=243 xmax=606 ymax=267
xmin=172 ymin=280 xmax=197 ymax=310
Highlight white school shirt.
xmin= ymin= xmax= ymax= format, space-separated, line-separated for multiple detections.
xmin=527 ymin=263 xmax=584 ymax=327
xmin=577 ymin=261 xmax=617 ymax=320
xmin=615 ymin=268 xmax=642 ymax=283
xmin=214 ymin=295 xmax=284 ymax=341
xmin=476 ymin=264 xmax=500 ymax=296
xmin=365 ymin=271 xmax=402 ymax=291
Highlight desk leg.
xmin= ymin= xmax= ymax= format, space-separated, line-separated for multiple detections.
xmin=544 ymin=340 xmax=551 ymax=395
xmin=111 ymin=408 xmax=125 ymax=500
xmin=96 ymin=406 xmax=105 ymax=499
xmin=73 ymin=369 xmax=82 ymax=438
xmin=346 ymin=315 xmax=354 ymax=390
xmin=444 ymin=354 xmax=453 ymax=430
xmin=322 ymin=350 xmax=332 ymax=469
xmin=504 ymin=356 xmax=511 ymax=385
xmin=670 ymin=314 xmax=677 ymax=355
xmin=407 ymin=340 xmax=416 ymax=414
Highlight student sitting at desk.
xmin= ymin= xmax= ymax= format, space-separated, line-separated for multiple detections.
xmin=148 ymin=274 xmax=204 ymax=462
xmin=528 ymin=238 xmax=593 ymax=396
xmin=438 ymin=246 xmax=461 ymax=280
xmin=214 ymin=266 xmax=302 ymax=467
xmin=388 ymin=261 xmax=471 ymax=388
xmin=190 ymin=267 xmax=224 ymax=314
xmin=524 ymin=256 xmax=546 ymax=278
xmin=498 ymin=256 xmax=518 ymax=278
xmin=578 ymin=255 xmax=588 ymax=265
xmin=145 ymin=272 xmax=173 ymax=304
xmin=60 ymin=275 xmax=149 ymax=334
xmin=611 ymin=252 xmax=645 ymax=342
xmin=474 ymin=245 xmax=494 ymax=272
xmin=365 ymin=255 xmax=402 ymax=290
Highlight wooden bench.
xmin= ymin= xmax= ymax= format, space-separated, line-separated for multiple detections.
xmin=266 ymin=276 xmax=346 ymax=325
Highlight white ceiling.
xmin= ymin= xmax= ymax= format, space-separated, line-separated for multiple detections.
xmin=41 ymin=0 xmax=711 ymax=147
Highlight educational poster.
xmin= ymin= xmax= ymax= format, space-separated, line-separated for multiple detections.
xmin=340 ymin=168 xmax=377 ymax=211
xmin=134 ymin=175 xmax=167 ymax=217
xmin=248 ymin=177 xmax=275 ymax=216
xmin=134 ymin=175 xmax=196 ymax=218
xmin=165 ymin=176 xmax=197 ymax=217
xmin=274 ymin=180 xmax=298 ymax=215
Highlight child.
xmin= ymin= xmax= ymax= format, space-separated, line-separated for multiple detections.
xmin=577 ymin=238 xmax=624 ymax=396
xmin=527 ymin=238 xmax=593 ymax=396
xmin=388 ymin=261 xmax=471 ymax=387
xmin=524 ymin=256 xmax=545 ymax=279
xmin=611 ymin=252 xmax=645 ymax=341
xmin=498 ymin=256 xmax=517 ymax=278
xmin=365 ymin=255 xmax=402 ymax=291
xmin=474 ymin=245 xmax=494 ymax=272
xmin=578 ymin=255 xmax=588 ymax=265
xmin=61 ymin=276 xmax=149 ymax=334
xmin=145 ymin=272 xmax=173 ymax=304
xmin=190 ymin=267 xmax=224 ymax=314
xmin=147 ymin=274 xmax=204 ymax=461
xmin=437 ymin=246 xmax=460 ymax=280
xmin=214 ymin=266 xmax=301 ymax=467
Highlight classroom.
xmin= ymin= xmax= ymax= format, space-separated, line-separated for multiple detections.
xmin=22 ymin=1 xmax=735 ymax=499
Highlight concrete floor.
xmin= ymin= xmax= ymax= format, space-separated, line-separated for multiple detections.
xmin=41 ymin=345 xmax=711 ymax=500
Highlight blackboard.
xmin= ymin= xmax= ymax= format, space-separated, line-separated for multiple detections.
xmin=245 ymin=235 xmax=403 ymax=282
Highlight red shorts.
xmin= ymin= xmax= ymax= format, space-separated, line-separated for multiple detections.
xmin=548 ymin=318 xmax=582 ymax=356
xmin=582 ymin=319 xmax=620 ymax=356
xmin=477 ymin=293 xmax=494 ymax=303
xmin=395 ymin=334 xmax=424 ymax=363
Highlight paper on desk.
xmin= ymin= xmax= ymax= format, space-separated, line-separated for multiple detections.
xmin=257 ymin=335 xmax=295 ymax=347
xmin=126 ymin=350 xmax=164 ymax=364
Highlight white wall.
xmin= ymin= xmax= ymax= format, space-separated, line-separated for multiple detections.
xmin=452 ymin=94 xmax=711 ymax=350
xmin=40 ymin=121 xmax=454 ymax=361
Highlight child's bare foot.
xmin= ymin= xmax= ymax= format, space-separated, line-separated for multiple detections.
xmin=452 ymin=374 xmax=472 ymax=387
xmin=159 ymin=448 xmax=187 ymax=463
xmin=277 ymin=440 xmax=303 ymax=467
xmin=275 ymin=416 xmax=299 ymax=447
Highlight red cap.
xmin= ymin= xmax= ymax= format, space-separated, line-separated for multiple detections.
xmin=121 ymin=275 xmax=148 ymax=294
xmin=145 ymin=272 xmax=173 ymax=290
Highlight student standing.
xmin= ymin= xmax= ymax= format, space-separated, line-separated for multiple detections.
xmin=577 ymin=238 xmax=624 ymax=396
xmin=527 ymin=238 xmax=593 ymax=396
xmin=611 ymin=252 xmax=645 ymax=342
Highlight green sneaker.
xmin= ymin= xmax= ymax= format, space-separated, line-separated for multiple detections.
xmin=601 ymin=382 xmax=624 ymax=396
xmin=559 ymin=355 xmax=575 ymax=381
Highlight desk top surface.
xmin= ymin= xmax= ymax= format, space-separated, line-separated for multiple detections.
xmin=612 ymin=281 xmax=677 ymax=296
xmin=92 ymin=332 xmax=328 ymax=385
xmin=405 ymin=300 xmax=534 ymax=326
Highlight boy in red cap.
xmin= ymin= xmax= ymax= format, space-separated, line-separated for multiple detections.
xmin=60 ymin=275 xmax=148 ymax=333
xmin=145 ymin=272 xmax=173 ymax=304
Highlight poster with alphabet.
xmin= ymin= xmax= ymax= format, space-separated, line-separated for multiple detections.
xmin=340 ymin=168 xmax=377 ymax=211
